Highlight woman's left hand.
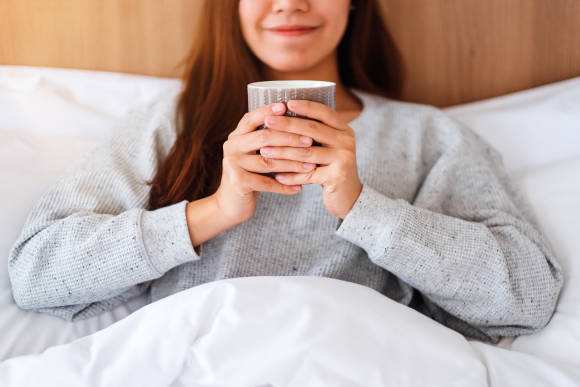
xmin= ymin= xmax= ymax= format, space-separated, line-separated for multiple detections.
xmin=260 ymin=99 xmax=363 ymax=220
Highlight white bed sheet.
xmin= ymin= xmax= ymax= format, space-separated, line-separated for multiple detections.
xmin=0 ymin=66 xmax=579 ymax=385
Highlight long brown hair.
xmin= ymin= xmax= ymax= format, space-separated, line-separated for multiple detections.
xmin=146 ymin=0 xmax=404 ymax=210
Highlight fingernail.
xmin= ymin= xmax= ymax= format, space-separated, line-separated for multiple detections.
xmin=260 ymin=147 xmax=272 ymax=156
xmin=300 ymin=136 xmax=312 ymax=145
xmin=303 ymin=163 xmax=315 ymax=170
xmin=266 ymin=116 xmax=280 ymax=126
xmin=272 ymin=103 xmax=284 ymax=113
xmin=276 ymin=174 xmax=286 ymax=180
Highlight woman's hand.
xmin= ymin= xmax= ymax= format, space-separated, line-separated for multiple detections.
xmin=260 ymin=99 xmax=363 ymax=220
xmin=213 ymin=102 xmax=316 ymax=225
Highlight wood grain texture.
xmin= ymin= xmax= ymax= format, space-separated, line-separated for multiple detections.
xmin=381 ymin=0 xmax=580 ymax=105
xmin=1 ymin=0 xmax=579 ymax=106
xmin=0 ymin=0 xmax=201 ymax=78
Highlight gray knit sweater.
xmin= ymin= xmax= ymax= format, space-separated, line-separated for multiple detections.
xmin=7 ymin=88 xmax=563 ymax=344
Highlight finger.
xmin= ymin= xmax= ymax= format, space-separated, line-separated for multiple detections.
xmin=286 ymin=100 xmax=350 ymax=131
xmin=243 ymin=169 xmax=302 ymax=195
xmin=229 ymin=128 xmax=313 ymax=154
xmin=236 ymin=154 xmax=317 ymax=174
xmin=229 ymin=102 xmax=287 ymax=137
xmin=264 ymin=115 xmax=349 ymax=148
xmin=275 ymin=166 xmax=331 ymax=186
xmin=259 ymin=145 xmax=335 ymax=165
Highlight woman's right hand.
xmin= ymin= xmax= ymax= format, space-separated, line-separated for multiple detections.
xmin=213 ymin=102 xmax=316 ymax=225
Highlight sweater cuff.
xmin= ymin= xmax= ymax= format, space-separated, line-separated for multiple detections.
xmin=335 ymin=184 xmax=402 ymax=259
xmin=139 ymin=200 xmax=201 ymax=275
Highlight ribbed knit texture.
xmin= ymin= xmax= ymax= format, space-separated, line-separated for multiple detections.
xmin=7 ymin=88 xmax=564 ymax=344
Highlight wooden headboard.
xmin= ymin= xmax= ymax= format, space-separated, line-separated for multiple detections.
xmin=1 ymin=0 xmax=579 ymax=107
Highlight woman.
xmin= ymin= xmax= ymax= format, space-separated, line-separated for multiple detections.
xmin=7 ymin=0 xmax=563 ymax=344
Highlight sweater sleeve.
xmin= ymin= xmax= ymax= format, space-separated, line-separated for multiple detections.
xmin=334 ymin=111 xmax=564 ymax=343
xmin=7 ymin=93 xmax=201 ymax=321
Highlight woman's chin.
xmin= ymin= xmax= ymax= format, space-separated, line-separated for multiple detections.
xmin=263 ymin=59 xmax=320 ymax=75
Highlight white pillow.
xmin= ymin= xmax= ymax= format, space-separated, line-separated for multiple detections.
xmin=0 ymin=65 xmax=181 ymax=138
xmin=443 ymin=76 xmax=580 ymax=174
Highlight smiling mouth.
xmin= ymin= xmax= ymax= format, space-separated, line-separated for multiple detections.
xmin=267 ymin=26 xmax=319 ymax=37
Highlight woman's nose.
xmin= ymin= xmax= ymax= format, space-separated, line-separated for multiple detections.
xmin=272 ymin=0 xmax=310 ymax=14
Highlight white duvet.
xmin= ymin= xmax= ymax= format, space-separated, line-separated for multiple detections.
xmin=1 ymin=276 xmax=578 ymax=387
xmin=0 ymin=66 xmax=579 ymax=386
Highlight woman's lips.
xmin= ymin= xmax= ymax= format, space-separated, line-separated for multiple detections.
xmin=267 ymin=27 xmax=318 ymax=37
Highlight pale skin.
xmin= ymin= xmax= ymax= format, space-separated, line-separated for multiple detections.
xmin=186 ymin=0 xmax=364 ymax=249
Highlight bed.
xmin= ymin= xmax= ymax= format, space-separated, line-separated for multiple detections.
xmin=0 ymin=65 xmax=579 ymax=386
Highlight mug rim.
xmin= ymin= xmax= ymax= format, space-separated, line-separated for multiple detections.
xmin=248 ymin=80 xmax=335 ymax=89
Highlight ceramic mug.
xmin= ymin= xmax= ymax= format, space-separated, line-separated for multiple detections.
xmin=247 ymin=80 xmax=336 ymax=177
